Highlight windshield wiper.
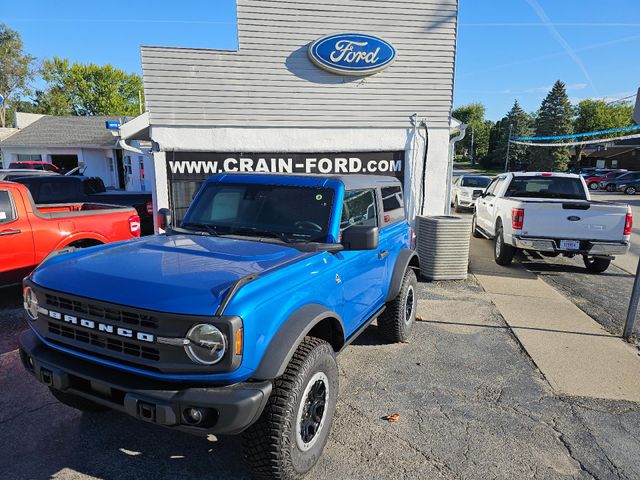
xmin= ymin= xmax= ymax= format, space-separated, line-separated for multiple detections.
xmin=181 ymin=222 xmax=220 ymax=236
xmin=229 ymin=226 xmax=292 ymax=243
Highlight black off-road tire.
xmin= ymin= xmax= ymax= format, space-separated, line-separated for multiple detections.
xmin=243 ymin=337 xmax=338 ymax=480
xmin=471 ymin=214 xmax=483 ymax=238
xmin=377 ymin=268 xmax=418 ymax=343
xmin=49 ymin=388 xmax=110 ymax=412
xmin=494 ymin=224 xmax=516 ymax=266
xmin=583 ymin=256 xmax=611 ymax=274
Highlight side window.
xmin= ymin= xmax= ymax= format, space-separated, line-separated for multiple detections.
xmin=0 ymin=191 xmax=17 ymax=223
xmin=341 ymin=189 xmax=378 ymax=230
xmin=380 ymin=185 xmax=405 ymax=224
xmin=484 ymin=178 xmax=499 ymax=196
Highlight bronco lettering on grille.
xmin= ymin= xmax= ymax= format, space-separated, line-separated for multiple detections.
xmin=49 ymin=310 xmax=155 ymax=343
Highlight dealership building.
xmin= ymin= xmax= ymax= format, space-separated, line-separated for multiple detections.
xmin=121 ymin=0 xmax=459 ymax=226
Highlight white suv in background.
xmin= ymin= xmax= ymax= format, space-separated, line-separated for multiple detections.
xmin=451 ymin=175 xmax=492 ymax=212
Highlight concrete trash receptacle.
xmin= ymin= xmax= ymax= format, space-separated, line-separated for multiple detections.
xmin=416 ymin=215 xmax=472 ymax=280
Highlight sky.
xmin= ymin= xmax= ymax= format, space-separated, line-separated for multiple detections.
xmin=3 ymin=0 xmax=639 ymax=121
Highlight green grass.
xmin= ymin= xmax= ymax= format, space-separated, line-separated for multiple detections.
xmin=453 ymin=161 xmax=504 ymax=176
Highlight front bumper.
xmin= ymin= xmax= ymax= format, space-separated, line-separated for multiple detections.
xmin=19 ymin=329 xmax=271 ymax=436
xmin=513 ymin=236 xmax=629 ymax=256
xmin=456 ymin=197 xmax=478 ymax=209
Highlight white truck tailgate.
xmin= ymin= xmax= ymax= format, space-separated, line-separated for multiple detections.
xmin=520 ymin=200 xmax=627 ymax=241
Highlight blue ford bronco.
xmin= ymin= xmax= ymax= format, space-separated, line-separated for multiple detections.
xmin=19 ymin=173 xmax=419 ymax=479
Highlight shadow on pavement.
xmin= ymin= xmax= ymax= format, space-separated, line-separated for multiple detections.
xmin=2 ymin=407 xmax=251 ymax=480
xmin=0 ymin=285 xmax=22 ymax=308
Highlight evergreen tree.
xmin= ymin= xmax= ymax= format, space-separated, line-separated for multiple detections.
xmin=483 ymin=100 xmax=532 ymax=170
xmin=529 ymin=81 xmax=574 ymax=171
xmin=503 ymin=100 xmax=533 ymax=170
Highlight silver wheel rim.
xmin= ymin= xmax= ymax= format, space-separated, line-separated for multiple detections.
xmin=295 ymin=371 xmax=329 ymax=452
xmin=404 ymin=285 xmax=415 ymax=325
xmin=495 ymin=233 xmax=502 ymax=257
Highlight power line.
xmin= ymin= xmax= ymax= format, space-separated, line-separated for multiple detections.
xmin=513 ymin=125 xmax=640 ymax=141
xmin=511 ymin=133 xmax=640 ymax=147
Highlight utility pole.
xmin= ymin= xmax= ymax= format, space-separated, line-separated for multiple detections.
xmin=624 ymin=260 xmax=640 ymax=340
xmin=470 ymin=125 xmax=475 ymax=166
xmin=504 ymin=123 xmax=513 ymax=172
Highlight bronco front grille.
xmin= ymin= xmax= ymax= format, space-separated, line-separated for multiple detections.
xmin=45 ymin=293 xmax=159 ymax=330
xmin=28 ymin=283 xmax=242 ymax=374
xmin=48 ymin=321 xmax=160 ymax=361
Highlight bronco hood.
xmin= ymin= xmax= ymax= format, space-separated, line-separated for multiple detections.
xmin=31 ymin=235 xmax=308 ymax=315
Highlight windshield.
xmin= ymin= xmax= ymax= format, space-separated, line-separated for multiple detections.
xmin=461 ymin=177 xmax=491 ymax=188
xmin=182 ymin=183 xmax=335 ymax=242
xmin=505 ymin=176 xmax=587 ymax=200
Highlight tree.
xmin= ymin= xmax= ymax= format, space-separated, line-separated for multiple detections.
xmin=529 ymin=81 xmax=575 ymax=171
xmin=574 ymin=99 xmax=634 ymax=161
xmin=485 ymin=100 xmax=533 ymax=169
xmin=0 ymin=24 xmax=36 ymax=127
xmin=39 ymin=57 xmax=143 ymax=116
xmin=452 ymin=103 xmax=490 ymax=163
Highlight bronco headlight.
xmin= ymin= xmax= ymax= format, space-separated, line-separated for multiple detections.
xmin=23 ymin=287 xmax=38 ymax=321
xmin=185 ymin=324 xmax=226 ymax=365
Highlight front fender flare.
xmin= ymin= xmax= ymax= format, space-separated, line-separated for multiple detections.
xmin=252 ymin=304 xmax=344 ymax=380
xmin=385 ymin=249 xmax=420 ymax=302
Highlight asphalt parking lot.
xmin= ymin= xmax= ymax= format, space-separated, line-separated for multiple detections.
xmin=2 ymin=272 xmax=640 ymax=479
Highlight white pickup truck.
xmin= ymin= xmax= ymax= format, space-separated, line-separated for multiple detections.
xmin=472 ymin=172 xmax=632 ymax=273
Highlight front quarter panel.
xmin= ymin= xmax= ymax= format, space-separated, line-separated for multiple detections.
xmin=223 ymin=251 xmax=344 ymax=379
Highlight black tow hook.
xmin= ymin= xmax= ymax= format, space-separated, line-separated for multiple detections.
xmin=137 ymin=401 xmax=157 ymax=422
xmin=40 ymin=368 xmax=54 ymax=386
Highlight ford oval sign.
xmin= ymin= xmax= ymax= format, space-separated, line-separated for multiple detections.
xmin=308 ymin=33 xmax=396 ymax=76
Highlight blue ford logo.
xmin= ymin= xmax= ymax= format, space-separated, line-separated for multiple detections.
xmin=308 ymin=33 xmax=397 ymax=76
xmin=567 ymin=216 xmax=581 ymax=221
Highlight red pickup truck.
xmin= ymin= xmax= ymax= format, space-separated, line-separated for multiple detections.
xmin=0 ymin=181 xmax=140 ymax=286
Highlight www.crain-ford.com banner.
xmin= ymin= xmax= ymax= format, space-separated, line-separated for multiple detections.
xmin=166 ymin=151 xmax=404 ymax=220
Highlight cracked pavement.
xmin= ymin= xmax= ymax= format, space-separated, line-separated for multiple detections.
xmin=1 ymin=276 xmax=640 ymax=479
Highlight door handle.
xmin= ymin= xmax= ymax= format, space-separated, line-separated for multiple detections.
xmin=378 ymin=250 xmax=389 ymax=259
xmin=0 ymin=229 xmax=20 ymax=236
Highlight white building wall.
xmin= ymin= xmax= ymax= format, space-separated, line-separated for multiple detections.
xmin=149 ymin=124 xmax=449 ymax=230
xmin=79 ymin=148 xmax=115 ymax=188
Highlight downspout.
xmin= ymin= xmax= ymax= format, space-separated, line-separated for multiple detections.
xmin=444 ymin=124 xmax=467 ymax=216
xmin=117 ymin=139 xmax=146 ymax=155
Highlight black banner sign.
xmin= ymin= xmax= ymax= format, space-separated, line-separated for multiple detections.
xmin=166 ymin=151 xmax=405 ymax=220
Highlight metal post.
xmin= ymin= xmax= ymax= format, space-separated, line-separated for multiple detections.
xmin=470 ymin=126 xmax=475 ymax=166
xmin=624 ymin=257 xmax=640 ymax=340
xmin=504 ymin=123 xmax=513 ymax=172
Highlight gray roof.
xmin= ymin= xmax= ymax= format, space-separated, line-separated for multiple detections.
xmin=0 ymin=115 xmax=130 ymax=148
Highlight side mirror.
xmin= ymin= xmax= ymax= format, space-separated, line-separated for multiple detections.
xmin=341 ymin=225 xmax=379 ymax=250
xmin=158 ymin=208 xmax=173 ymax=230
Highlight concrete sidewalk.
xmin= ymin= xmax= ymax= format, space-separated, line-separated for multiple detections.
xmin=469 ymin=236 xmax=640 ymax=402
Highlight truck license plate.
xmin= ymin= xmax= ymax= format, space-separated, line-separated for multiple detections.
xmin=559 ymin=240 xmax=580 ymax=250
